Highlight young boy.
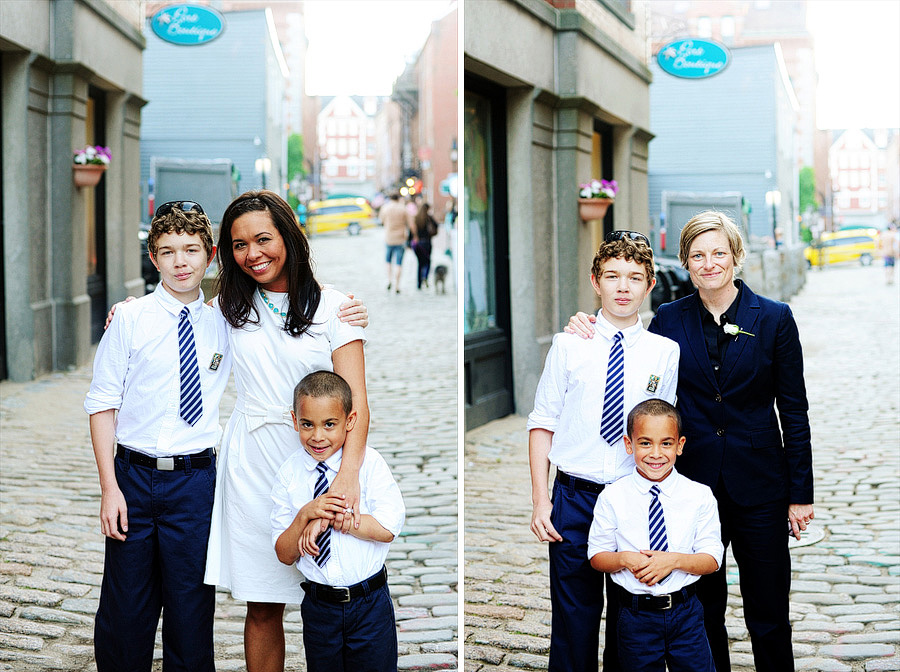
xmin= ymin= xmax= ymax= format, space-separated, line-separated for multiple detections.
xmin=271 ymin=370 xmax=405 ymax=672
xmin=84 ymin=201 xmax=230 ymax=671
xmin=527 ymin=231 xmax=680 ymax=672
xmin=588 ymin=399 xmax=723 ymax=671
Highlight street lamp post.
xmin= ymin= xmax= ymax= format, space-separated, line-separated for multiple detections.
xmin=765 ymin=189 xmax=782 ymax=247
xmin=255 ymin=157 xmax=271 ymax=190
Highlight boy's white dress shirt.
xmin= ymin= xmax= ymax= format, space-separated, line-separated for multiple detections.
xmin=84 ymin=285 xmax=232 ymax=456
xmin=270 ymin=446 xmax=405 ymax=588
xmin=587 ymin=467 xmax=724 ymax=595
xmin=526 ymin=312 xmax=680 ymax=483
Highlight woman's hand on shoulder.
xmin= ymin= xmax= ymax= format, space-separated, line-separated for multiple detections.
xmin=104 ymin=297 xmax=137 ymax=330
xmin=337 ymin=293 xmax=368 ymax=328
xmin=564 ymin=312 xmax=596 ymax=339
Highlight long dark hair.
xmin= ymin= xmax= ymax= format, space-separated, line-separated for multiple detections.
xmin=216 ymin=190 xmax=321 ymax=337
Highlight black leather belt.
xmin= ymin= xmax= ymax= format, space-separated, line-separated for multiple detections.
xmin=556 ymin=470 xmax=606 ymax=494
xmin=116 ymin=445 xmax=213 ymax=471
xmin=615 ymin=582 xmax=697 ymax=611
xmin=301 ymin=566 xmax=388 ymax=604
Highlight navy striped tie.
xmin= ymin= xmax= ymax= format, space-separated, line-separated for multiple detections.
xmin=599 ymin=331 xmax=625 ymax=445
xmin=648 ymin=484 xmax=669 ymax=552
xmin=178 ymin=307 xmax=203 ymax=426
xmin=314 ymin=462 xmax=331 ymax=567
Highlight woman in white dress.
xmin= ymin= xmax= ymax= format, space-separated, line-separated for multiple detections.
xmin=203 ymin=191 xmax=369 ymax=672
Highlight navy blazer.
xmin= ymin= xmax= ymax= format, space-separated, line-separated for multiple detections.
xmin=648 ymin=282 xmax=813 ymax=507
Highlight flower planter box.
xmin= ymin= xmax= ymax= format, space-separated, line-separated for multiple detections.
xmin=578 ymin=197 xmax=612 ymax=222
xmin=73 ymin=164 xmax=107 ymax=188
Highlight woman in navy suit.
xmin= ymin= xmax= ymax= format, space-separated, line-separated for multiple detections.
xmin=569 ymin=212 xmax=814 ymax=672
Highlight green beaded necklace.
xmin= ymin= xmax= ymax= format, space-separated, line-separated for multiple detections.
xmin=258 ymin=287 xmax=287 ymax=318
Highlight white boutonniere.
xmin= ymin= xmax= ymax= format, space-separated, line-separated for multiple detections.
xmin=723 ymin=323 xmax=755 ymax=338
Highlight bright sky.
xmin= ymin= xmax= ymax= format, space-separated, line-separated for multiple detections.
xmin=304 ymin=0 xmax=453 ymax=95
xmin=807 ymin=0 xmax=900 ymax=129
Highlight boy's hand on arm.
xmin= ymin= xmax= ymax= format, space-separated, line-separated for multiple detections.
xmin=590 ymin=551 xmax=649 ymax=574
xmin=337 ymin=293 xmax=368 ymax=328
xmin=564 ymin=312 xmax=596 ymax=339
xmin=299 ymin=518 xmax=330 ymax=557
xmin=635 ymin=550 xmax=719 ymax=585
xmin=301 ymin=493 xmax=346 ymax=523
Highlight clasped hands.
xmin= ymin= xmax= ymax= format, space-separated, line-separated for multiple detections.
xmin=297 ymin=492 xmax=353 ymax=559
xmin=618 ymin=550 xmax=676 ymax=586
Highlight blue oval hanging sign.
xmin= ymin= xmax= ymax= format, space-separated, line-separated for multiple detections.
xmin=151 ymin=5 xmax=225 ymax=46
xmin=657 ymin=39 xmax=729 ymax=79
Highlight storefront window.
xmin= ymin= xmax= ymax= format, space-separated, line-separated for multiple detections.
xmin=463 ymin=92 xmax=496 ymax=335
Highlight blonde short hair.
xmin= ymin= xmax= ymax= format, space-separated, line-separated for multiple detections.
xmin=678 ymin=211 xmax=746 ymax=271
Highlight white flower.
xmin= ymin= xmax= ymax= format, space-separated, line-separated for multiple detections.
xmin=723 ymin=323 xmax=754 ymax=337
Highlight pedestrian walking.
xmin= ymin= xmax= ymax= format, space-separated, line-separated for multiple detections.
xmin=412 ymin=202 xmax=439 ymax=290
xmin=379 ymin=193 xmax=414 ymax=293
xmin=879 ymin=222 xmax=898 ymax=285
xmin=568 ymin=211 xmax=814 ymax=672
xmin=528 ymin=232 xmax=680 ymax=672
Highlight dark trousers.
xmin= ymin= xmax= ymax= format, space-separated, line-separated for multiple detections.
xmin=548 ymin=477 xmax=620 ymax=672
xmin=94 ymin=453 xmax=216 ymax=672
xmin=301 ymin=579 xmax=398 ymax=672
xmin=617 ymin=592 xmax=715 ymax=672
xmin=697 ymin=486 xmax=793 ymax=672
xmin=413 ymin=240 xmax=432 ymax=289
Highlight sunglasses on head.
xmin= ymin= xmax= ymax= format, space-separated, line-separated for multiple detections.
xmin=605 ymin=230 xmax=650 ymax=246
xmin=154 ymin=201 xmax=205 ymax=218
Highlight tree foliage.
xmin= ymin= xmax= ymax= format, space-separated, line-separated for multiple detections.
xmin=799 ymin=165 xmax=817 ymax=214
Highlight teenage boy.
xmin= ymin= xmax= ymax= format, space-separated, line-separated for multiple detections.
xmin=588 ymin=399 xmax=723 ymax=672
xmin=527 ymin=231 xmax=680 ymax=672
xmin=272 ymin=370 xmax=405 ymax=672
xmin=84 ymin=201 xmax=230 ymax=671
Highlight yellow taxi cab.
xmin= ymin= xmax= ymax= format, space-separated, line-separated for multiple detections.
xmin=804 ymin=228 xmax=880 ymax=267
xmin=306 ymin=198 xmax=378 ymax=235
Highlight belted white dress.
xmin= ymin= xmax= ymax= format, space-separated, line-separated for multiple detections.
xmin=204 ymin=287 xmax=365 ymax=602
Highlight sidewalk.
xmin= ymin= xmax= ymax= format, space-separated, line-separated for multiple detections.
xmin=464 ymin=264 xmax=900 ymax=672
xmin=0 ymin=228 xmax=459 ymax=671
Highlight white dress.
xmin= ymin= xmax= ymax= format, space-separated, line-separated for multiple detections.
xmin=204 ymin=287 xmax=366 ymax=603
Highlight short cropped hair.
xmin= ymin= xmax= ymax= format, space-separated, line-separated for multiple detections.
xmin=627 ymin=398 xmax=682 ymax=438
xmin=678 ymin=211 xmax=746 ymax=271
xmin=148 ymin=208 xmax=214 ymax=259
xmin=591 ymin=237 xmax=655 ymax=284
xmin=292 ymin=370 xmax=353 ymax=417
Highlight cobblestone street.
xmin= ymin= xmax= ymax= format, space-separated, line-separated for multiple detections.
xmin=0 ymin=227 xmax=459 ymax=671
xmin=464 ymin=264 xmax=900 ymax=672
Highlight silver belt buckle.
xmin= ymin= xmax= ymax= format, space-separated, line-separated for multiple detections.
xmin=336 ymin=587 xmax=351 ymax=603
xmin=157 ymin=457 xmax=175 ymax=471
xmin=661 ymin=593 xmax=673 ymax=610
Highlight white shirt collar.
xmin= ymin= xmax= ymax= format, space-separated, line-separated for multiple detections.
xmin=593 ymin=310 xmax=645 ymax=347
xmin=301 ymin=448 xmax=343 ymax=475
xmin=153 ymin=282 xmax=205 ymax=320
xmin=630 ymin=465 xmax=680 ymax=495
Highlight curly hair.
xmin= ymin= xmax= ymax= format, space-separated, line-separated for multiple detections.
xmin=148 ymin=209 xmax=214 ymax=259
xmin=591 ymin=237 xmax=655 ymax=283
xmin=215 ymin=190 xmax=321 ymax=337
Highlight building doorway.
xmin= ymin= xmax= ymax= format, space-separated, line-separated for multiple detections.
xmin=86 ymin=88 xmax=108 ymax=344
xmin=463 ymin=78 xmax=513 ymax=430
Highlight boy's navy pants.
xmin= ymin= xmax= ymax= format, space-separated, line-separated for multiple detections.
xmin=300 ymin=575 xmax=397 ymax=672
xmin=94 ymin=451 xmax=216 ymax=672
xmin=548 ymin=475 xmax=620 ymax=672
